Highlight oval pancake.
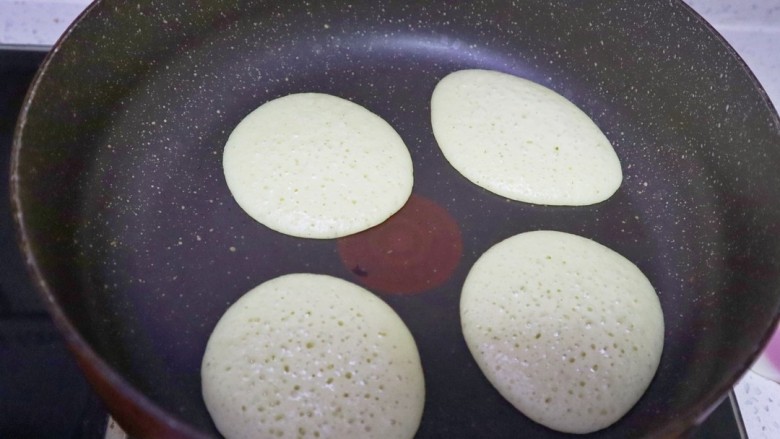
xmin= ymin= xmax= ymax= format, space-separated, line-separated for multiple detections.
xmin=460 ymin=230 xmax=664 ymax=433
xmin=431 ymin=69 xmax=622 ymax=206
xmin=202 ymin=273 xmax=425 ymax=439
xmin=224 ymin=93 xmax=413 ymax=238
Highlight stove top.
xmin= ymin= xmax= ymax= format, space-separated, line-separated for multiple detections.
xmin=0 ymin=47 xmax=744 ymax=439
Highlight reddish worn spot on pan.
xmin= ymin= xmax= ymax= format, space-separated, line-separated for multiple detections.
xmin=337 ymin=194 xmax=462 ymax=294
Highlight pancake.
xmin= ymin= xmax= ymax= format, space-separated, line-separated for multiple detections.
xmin=431 ymin=69 xmax=622 ymax=206
xmin=460 ymin=230 xmax=664 ymax=433
xmin=201 ymin=273 xmax=425 ymax=439
xmin=223 ymin=93 xmax=413 ymax=238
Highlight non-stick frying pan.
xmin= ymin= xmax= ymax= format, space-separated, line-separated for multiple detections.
xmin=11 ymin=0 xmax=780 ymax=437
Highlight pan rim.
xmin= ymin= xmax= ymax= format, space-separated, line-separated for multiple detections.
xmin=8 ymin=0 xmax=209 ymax=437
xmin=655 ymin=0 xmax=780 ymax=436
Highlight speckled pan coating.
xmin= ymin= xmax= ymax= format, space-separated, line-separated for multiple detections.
xmin=10 ymin=1 xmax=780 ymax=438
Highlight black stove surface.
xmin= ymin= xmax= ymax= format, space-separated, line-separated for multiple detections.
xmin=0 ymin=48 xmax=744 ymax=439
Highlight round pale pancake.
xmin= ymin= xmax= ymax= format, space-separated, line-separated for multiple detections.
xmin=223 ymin=93 xmax=413 ymax=239
xmin=460 ymin=230 xmax=664 ymax=434
xmin=202 ymin=274 xmax=425 ymax=439
xmin=431 ymin=69 xmax=622 ymax=206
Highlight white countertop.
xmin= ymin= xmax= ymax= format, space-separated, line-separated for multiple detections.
xmin=2 ymin=0 xmax=780 ymax=437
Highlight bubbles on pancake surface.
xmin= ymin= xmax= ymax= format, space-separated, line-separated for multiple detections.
xmin=223 ymin=93 xmax=413 ymax=239
xmin=460 ymin=230 xmax=664 ymax=433
xmin=202 ymin=274 xmax=425 ymax=439
xmin=431 ymin=69 xmax=622 ymax=206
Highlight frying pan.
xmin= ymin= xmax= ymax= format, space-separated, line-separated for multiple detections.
xmin=11 ymin=0 xmax=780 ymax=437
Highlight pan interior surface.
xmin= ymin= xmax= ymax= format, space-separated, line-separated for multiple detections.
xmin=13 ymin=1 xmax=780 ymax=437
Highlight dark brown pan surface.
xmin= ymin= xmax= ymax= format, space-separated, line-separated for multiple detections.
xmin=12 ymin=1 xmax=780 ymax=437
